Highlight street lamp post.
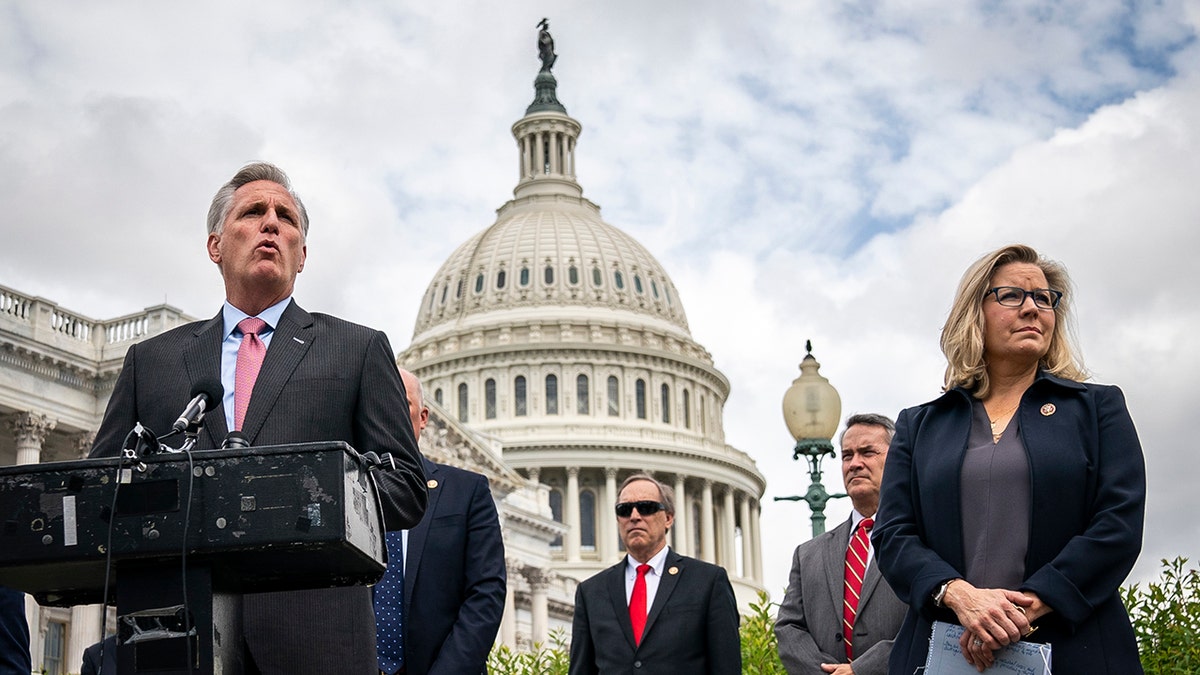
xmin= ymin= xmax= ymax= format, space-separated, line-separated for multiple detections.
xmin=774 ymin=341 xmax=846 ymax=537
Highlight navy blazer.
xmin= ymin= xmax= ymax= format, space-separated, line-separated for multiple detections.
xmin=569 ymin=549 xmax=741 ymax=675
xmin=397 ymin=457 xmax=506 ymax=675
xmin=0 ymin=587 xmax=30 ymax=675
xmin=873 ymin=371 xmax=1146 ymax=675
xmin=90 ymin=300 xmax=427 ymax=675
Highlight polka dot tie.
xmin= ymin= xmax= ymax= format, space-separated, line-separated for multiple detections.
xmin=374 ymin=531 xmax=405 ymax=674
xmin=233 ymin=317 xmax=267 ymax=431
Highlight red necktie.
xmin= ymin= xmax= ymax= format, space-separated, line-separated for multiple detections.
xmin=630 ymin=563 xmax=651 ymax=645
xmin=233 ymin=317 xmax=267 ymax=431
xmin=842 ymin=517 xmax=873 ymax=660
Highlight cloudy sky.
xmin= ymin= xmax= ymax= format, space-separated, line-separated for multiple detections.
xmin=3 ymin=1 xmax=1196 ymax=601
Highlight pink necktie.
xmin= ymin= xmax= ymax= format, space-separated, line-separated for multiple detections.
xmin=234 ymin=317 xmax=267 ymax=431
xmin=842 ymin=517 xmax=873 ymax=660
xmin=630 ymin=563 xmax=651 ymax=645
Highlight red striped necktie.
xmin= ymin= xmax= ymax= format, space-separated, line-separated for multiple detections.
xmin=842 ymin=517 xmax=873 ymax=660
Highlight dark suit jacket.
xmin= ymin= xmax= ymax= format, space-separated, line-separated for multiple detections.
xmin=775 ymin=517 xmax=906 ymax=675
xmin=873 ymin=372 xmax=1146 ymax=675
xmin=0 ymin=587 xmax=30 ymax=675
xmin=81 ymin=636 xmax=117 ymax=675
xmin=392 ymin=457 xmax=505 ymax=675
xmin=90 ymin=300 xmax=428 ymax=675
xmin=569 ymin=549 xmax=741 ymax=675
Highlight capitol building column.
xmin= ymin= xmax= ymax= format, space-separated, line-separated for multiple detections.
xmin=603 ymin=468 xmax=618 ymax=560
xmin=526 ymin=568 xmax=553 ymax=645
xmin=10 ymin=411 xmax=56 ymax=466
xmin=500 ymin=558 xmax=518 ymax=647
xmin=673 ymin=475 xmax=689 ymax=556
xmin=565 ymin=467 xmax=581 ymax=562
xmin=700 ymin=480 xmax=715 ymax=562
xmin=721 ymin=487 xmax=737 ymax=570
xmin=739 ymin=493 xmax=754 ymax=580
xmin=751 ymin=500 xmax=764 ymax=582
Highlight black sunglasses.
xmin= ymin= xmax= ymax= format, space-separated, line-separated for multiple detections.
xmin=615 ymin=500 xmax=666 ymax=518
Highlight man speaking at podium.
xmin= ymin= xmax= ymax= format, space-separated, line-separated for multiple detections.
xmin=89 ymin=162 xmax=428 ymax=674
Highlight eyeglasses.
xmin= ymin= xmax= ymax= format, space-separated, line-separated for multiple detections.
xmin=985 ymin=286 xmax=1062 ymax=310
xmin=615 ymin=500 xmax=666 ymax=518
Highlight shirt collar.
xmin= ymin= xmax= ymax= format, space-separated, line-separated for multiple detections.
xmin=222 ymin=297 xmax=291 ymax=338
xmin=627 ymin=545 xmax=670 ymax=576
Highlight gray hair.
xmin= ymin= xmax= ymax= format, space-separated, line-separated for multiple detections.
xmin=839 ymin=413 xmax=896 ymax=446
xmin=206 ymin=162 xmax=310 ymax=236
xmin=618 ymin=473 xmax=676 ymax=516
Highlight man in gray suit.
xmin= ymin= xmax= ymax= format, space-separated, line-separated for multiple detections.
xmin=775 ymin=414 xmax=906 ymax=675
xmin=90 ymin=162 xmax=427 ymax=674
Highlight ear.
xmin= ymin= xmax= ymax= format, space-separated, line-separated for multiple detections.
xmin=207 ymin=232 xmax=222 ymax=264
xmin=297 ymin=244 xmax=307 ymax=273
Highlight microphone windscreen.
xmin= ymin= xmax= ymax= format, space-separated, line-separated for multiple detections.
xmin=222 ymin=431 xmax=250 ymax=449
xmin=191 ymin=377 xmax=224 ymax=404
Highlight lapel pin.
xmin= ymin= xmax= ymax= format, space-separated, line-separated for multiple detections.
xmin=293 ymin=337 xmax=305 ymax=344
xmin=668 ymin=566 xmax=679 ymax=575
xmin=1040 ymin=403 xmax=1056 ymax=416
xmin=427 ymin=479 xmax=439 ymax=489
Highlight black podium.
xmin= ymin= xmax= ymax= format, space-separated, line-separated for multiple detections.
xmin=0 ymin=442 xmax=387 ymax=674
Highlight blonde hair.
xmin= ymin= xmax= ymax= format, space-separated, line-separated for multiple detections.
xmin=940 ymin=244 xmax=1086 ymax=396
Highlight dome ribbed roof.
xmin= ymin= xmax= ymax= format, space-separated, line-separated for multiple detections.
xmin=411 ymin=194 xmax=690 ymax=341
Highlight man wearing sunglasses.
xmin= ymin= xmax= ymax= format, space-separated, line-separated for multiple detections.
xmin=569 ymin=474 xmax=741 ymax=674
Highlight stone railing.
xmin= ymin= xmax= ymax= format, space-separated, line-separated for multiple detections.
xmin=0 ymin=283 xmax=192 ymax=361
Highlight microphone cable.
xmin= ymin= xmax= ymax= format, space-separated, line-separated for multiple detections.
xmin=95 ymin=427 xmax=137 ymax=675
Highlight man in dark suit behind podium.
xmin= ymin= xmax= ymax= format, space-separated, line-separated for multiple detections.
xmin=89 ymin=162 xmax=427 ymax=674
xmin=373 ymin=369 xmax=506 ymax=675
xmin=569 ymin=474 xmax=741 ymax=675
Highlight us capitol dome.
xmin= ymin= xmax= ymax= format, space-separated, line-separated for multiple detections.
xmin=397 ymin=32 xmax=767 ymax=625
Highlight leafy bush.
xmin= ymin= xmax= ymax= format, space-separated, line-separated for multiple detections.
xmin=487 ymin=591 xmax=787 ymax=674
xmin=1122 ymin=557 xmax=1200 ymax=675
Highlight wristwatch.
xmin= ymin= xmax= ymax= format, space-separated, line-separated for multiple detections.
xmin=933 ymin=579 xmax=958 ymax=608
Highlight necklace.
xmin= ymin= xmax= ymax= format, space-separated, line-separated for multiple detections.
xmin=988 ymin=402 xmax=1019 ymax=442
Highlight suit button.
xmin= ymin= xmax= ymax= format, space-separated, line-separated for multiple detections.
xmin=634 ymin=661 xmax=642 ymax=668
xmin=835 ymin=632 xmax=843 ymax=642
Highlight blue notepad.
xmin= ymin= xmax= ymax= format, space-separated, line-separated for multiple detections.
xmin=924 ymin=621 xmax=1052 ymax=674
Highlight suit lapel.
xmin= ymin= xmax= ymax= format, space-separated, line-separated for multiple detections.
xmin=403 ymin=458 xmax=439 ymax=612
xmin=183 ymin=311 xmax=227 ymax=448
xmin=823 ymin=519 xmax=852 ymax=620
xmin=605 ymin=559 xmax=638 ymax=651
xmin=640 ymin=550 xmax=682 ymax=645
xmin=241 ymin=300 xmax=314 ymax=444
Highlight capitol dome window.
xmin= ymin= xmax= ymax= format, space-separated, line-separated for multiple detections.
xmin=544 ymin=265 xmax=555 ymax=285
xmin=635 ymin=379 xmax=646 ymax=419
xmin=514 ymin=376 xmax=527 ymax=416
xmin=683 ymin=390 xmax=691 ymax=429
xmin=634 ymin=275 xmax=644 ymax=294
xmin=592 ymin=266 xmax=602 ymax=287
xmin=652 ymin=280 xmax=660 ymax=299
xmin=485 ymin=378 xmax=497 ymax=419
xmin=434 ymin=388 xmax=443 ymax=405
xmin=607 ymin=376 xmax=620 ymax=416
xmin=577 ymin=374 xmax=590 ymax=414
xmin=497 ymin=270 xmax=507 ymax=289
xmin=661 ymin=384 xmax=671 ymax=423
xmin=457 ymin=383 xmax=469 ymax=423
xmin=456 ymin=278 xmax=464 ymax=298
xmin=580 ymin=489 xmax=596 ymax=549
xmin=519 ymin=266 xmax=530 ymax=287
xmin=441 ymin=284 xmax=449 ymax=304
xmin=614 ymin=270 xmax=625 ymax=290
xmin=546 ymin=374 xmax=559 ymax=415
xmin=474 ymin=273 xmax=484 ymax=294
xmin=568 ymin=264 xmax=579 ymax=285
xmin=665 ymin=285 xmax=672 ymax=306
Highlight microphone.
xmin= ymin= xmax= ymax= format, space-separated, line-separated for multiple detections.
xmin=172 ymin=378 xmax=224 ymax=433
xmin=222 ymin=431 xmax=250 ymax=449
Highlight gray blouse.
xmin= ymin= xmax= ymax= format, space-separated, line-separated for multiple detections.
xmin=960 ymin=399 xmax=1030 ymax=589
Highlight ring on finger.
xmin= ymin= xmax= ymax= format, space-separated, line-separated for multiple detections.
xmin=973 ymin=638 xmax=984 ymax=647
